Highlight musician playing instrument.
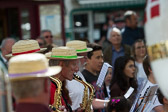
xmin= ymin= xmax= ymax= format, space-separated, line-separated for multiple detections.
xmin=47 ymin=47 xmax=83 ymax=112
xmin=66 ymin=40 xmax=93 ymax=112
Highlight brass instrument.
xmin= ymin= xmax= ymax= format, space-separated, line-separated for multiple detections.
xmin=73 ymin=75 xmax=88 ymax=109
xmin=85 ymin=83 xmax=94 ymax=112
xmin=49 ymin=76 xmax=62 ymax=112
xmin=73 ymin=74 xmax=95 ymax=112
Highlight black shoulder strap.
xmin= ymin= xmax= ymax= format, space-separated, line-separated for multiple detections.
xmin=51 ymin=79 xmax=57 ymax=86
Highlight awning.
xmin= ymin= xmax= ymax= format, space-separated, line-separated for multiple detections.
xmin=76 ymin=0 xmax=146 ymax=8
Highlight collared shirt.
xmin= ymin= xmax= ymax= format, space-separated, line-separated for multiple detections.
xmin=15 ymin=103 xmax=50 ymax=112
xmin=111 ymin=46 xmax=124 ymax=66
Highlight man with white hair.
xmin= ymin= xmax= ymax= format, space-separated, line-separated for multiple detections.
xmin=104 ymin=27 xmax=131 ymax=66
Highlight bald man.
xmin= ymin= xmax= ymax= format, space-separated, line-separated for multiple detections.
xmin=0 ymin=38 xmax=15 ymax=72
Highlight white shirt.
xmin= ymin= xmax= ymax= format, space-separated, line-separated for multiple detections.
xmin=105 ymin=86 xmax=110 ymax=99
xmin=137 ymin=80 xmax=162 ymax=112
xmin=135 ymin=62 xmax=147 ymax=85
xmin=66 ymin=71 xmax=86 ymax=110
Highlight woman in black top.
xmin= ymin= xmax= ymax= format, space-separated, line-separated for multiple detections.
xmin=109 ymin=56 xmax=138 ymax=103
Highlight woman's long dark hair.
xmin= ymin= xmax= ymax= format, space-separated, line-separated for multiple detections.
xmin=110 ymin=56 xmax=138 ymax=93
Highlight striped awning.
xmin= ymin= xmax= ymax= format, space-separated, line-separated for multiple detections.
xmin=77 ymin=0 xmax=146 ymax=8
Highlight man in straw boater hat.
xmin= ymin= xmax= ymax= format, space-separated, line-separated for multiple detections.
xmin=65 ymin=40 xmax=92 ymax=111
xmin=6 ymin=39 xmax=47 ymax=58
xmin=46 ymin=46 xmax=83 ymax=112
xmin=5 ymin=39 xmax=47 ymax=110
xmin=66 ymin=41 xmax=109 ymax=112
xmin=8 ymin=53 xmax=61 ymax=112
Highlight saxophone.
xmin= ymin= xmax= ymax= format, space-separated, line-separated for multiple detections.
xmin=73 ymin=75 xmax=88 ymax=109
xmin=85 ymin=83 xmax=94 ymax=112
xmin=73 ymin=74 xmax=95 ymax=112
xmin=49 ymin=76 xmax=62 ymax=112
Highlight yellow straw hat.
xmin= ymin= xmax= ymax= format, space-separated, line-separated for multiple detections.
xmin=66 ymin=40 xmax=92 ymax=53
xmin=6 ymin=39 xmax=47 ymax=57
xmin=46 ymin=46 xmax=83 ymax=60
xmin=8 ymin=53 xmax=61 ymax=81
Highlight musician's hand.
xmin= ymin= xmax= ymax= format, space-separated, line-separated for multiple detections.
xmin=59 ymin=106 xmax=67 ymax=112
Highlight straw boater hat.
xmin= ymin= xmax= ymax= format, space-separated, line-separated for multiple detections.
xmin=6 ymin=39 xmax=47 ymax=57
xmin=8 ymin=53 xmax=62 ymax=81
xmin=66 ymin=40 xmax=92 ymax=53
xmin=46 ymin=46 xmax=83 ymax=60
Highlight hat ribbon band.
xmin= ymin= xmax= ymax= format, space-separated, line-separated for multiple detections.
xmin=76 ymin=48 xmax=87 ymax=52
xmin=9 ymin=69 xmax=48 ymax=77
xmin=51 ymin=55 xmax=77 ymax=59
xmin=13 ymin=49 xmax=40 ymax=56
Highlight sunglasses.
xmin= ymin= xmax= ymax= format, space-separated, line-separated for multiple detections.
xmin=45 ymin=35 xmax=53 ymax=38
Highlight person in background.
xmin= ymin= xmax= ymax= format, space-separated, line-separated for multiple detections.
xmin=121 ymin=10 xmax=144 ymax=46
xmin=100 ymin=23 xmax=110 ymax=51
xmin=40 ymin=29 xmax=57 ymax=48
xmin=36 ymin=37 xmax=46 ymax=48
xmin=0 ymin=38 xmax=15 ymax=72
xmin=132 ymin=39 xmax=147 ymax=86
xmin=158 ymin=89 xmax=168 ymax=112
xmin=136 ymin=56 xmax=164 ymax=112
xmin=8 ymin=53 xmax=61 ymax=112
xmin=106 ymin=96 xmax=131 ymax=112
xmin=82 ymin=43 xmax=109 ymax=112
xmin=0 ymin=38 xmax=15 ymax=110
xmin=104 ymin=67 xmax=113 ymax=100
xmin=36 ymin=37 xmax=54 ymax=54
xmin=109 ymin=56 xmax=138 ymax=104
xmin=104 ymin=27 xmax=131 ymax=67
